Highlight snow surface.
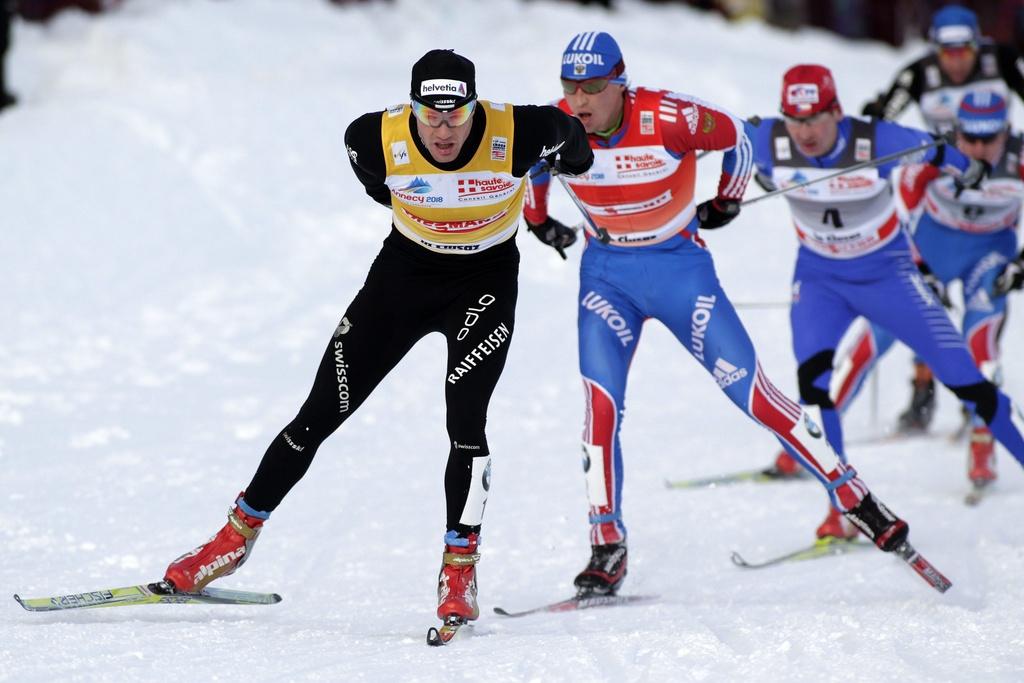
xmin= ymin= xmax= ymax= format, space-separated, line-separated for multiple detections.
xmin=3 ymin=1 xmax=1024 ymax=681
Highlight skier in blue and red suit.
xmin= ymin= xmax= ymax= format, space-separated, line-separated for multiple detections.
xmin=764 ymin=91 xmax=1024 ymax=495
xmin=747 ymin=65 xmax=1024 ymax=539
xmin=525 ymin=32 xmax=922 ymax=597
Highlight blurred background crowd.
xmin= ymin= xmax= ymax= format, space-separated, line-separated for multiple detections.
xmin=586 ymin=0 xmax=1024 ymax=48
xmin=4 ymin=0 xmax=1024 ymax=114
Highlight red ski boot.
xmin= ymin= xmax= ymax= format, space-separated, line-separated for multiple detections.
xmin=815 ymin=506 xmax=859 ymax=540
xmin=437 ymin=532 xmax=480 ymax=621
xmin=771 ymin=450 xmax=804 ymax=478
xmin=968 ymin=426 xmax=996 ymax=484
xmin=164 ymin=493 xmax=266 ymax=593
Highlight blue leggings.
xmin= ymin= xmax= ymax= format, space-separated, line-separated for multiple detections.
xmin=789 ymin=237 xmax=1024 ymax=467
xmin=578 ymin=235 xmax=866 ymax=545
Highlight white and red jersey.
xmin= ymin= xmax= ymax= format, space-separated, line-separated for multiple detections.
xmin=524 ymin=87 xmax=752 ymax=247
xmin=764 ymin=118 xmax=903 ymax=259
xmin=899 ymin=132 xmax=1024 ymax=235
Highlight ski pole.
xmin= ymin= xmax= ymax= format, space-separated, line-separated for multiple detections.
xmin=529 ymin=162 xmax=609 ymax=242
xmin=741 ymin=138 xmax=943 ymax=207
xmin=732 ymin=300 xmax=790 ymax=310
xmin=556 ymin=174 xmax=612 ymax=244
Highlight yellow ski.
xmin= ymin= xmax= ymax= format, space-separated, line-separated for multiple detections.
xmin=14 ymin=581 xmax=281 ymax=611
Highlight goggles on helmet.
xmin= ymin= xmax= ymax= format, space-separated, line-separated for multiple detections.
xmin=410 ymin=99 xmax=477 ymax=128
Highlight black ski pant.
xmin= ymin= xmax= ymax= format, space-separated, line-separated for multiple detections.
xmin=244 ymin=230 xmax=519 ymax=536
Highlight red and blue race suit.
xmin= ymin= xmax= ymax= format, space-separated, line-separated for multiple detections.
xmin=527 ymin=89 xmax=875 ymax=546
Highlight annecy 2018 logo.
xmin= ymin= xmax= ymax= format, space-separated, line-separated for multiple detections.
xmin=394 ymin=177 xmax=443 ymax=204
xmin=400 ymin=177 xmax=432 ymax=194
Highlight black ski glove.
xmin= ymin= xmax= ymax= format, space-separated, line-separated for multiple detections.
xmin=527 ymin=216 xmax=577 ymax=259
xmin=542 ymin=149 xmax=594 ymax=179
xmin=954 ymin=158 xmax=990 ymax=198
xmin=551 ymin=156 xmax=591 ymax=178
xmin=696 ymin=198 xmax=741 ymax=230
xmin=861 ymin=98 xmax=884 ymax=118
xmin=994 ymin=254 xmax=1024 ymax=296
xmin=917 ymin=262 xmax=951 ymax=307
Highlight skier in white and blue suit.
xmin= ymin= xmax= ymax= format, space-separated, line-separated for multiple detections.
xmin=749 ymin=65 xmax=1024 ymax=538
xmin=770 ymin=91 xmax=1024 ymax=493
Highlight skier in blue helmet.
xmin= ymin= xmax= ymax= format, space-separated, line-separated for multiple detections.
xmin=862 ymin=5 xmax=1023 ymax=136
xmin=527 ymin=33 xmax=938 ymax=598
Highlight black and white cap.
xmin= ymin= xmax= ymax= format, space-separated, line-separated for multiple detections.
xmin=410 ymin=49 xmax=477 ymax=112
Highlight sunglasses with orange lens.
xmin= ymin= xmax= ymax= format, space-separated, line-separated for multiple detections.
xmin=410 ymin=99 xmax=477 ymax=128
xmin=938 ymin=44 xmax=976 ymax=59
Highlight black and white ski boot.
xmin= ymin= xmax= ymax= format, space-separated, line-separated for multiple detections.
xmin=843 ymin=493 xmax=908 ymax=552
xmin=574 ymin=542 xmax=627 ymax=596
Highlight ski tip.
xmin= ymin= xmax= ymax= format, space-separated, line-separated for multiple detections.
xmin=492 ymin=606 xmax=512 ymax=616
xmin=894 ymin=541 xmax=953 ymax=593
xmin=919 ymin=567 xmax=953 ymax=594
xmin=13 ymin=594 xmax=28 ymax=610
xmin=729 ymin=551 xmax=749 ymax=568
xmin=426 ymin=618 xmax=464 ymax=646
